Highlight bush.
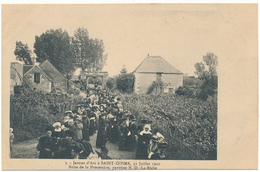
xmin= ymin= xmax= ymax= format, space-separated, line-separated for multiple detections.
xmin=196 ymin=76 xmax=218 ymax=100
xmin=10 ymin=93 xmax=82 ymax=143
xmin=106 ymin=77 xmax=116 ymax=90
xmin=116 ymin=73 xmax=135 ymax=93
xmin=183 ymin=76 xmax=202 ymax=88
xmin=11 ymin=106 xmax=55 ymax=142
xmin=175 ymin=86 xmax=197 ymax=97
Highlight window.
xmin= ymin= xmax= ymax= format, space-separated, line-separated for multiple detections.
xmin=34 ymin=73 xmax=40 ymax=83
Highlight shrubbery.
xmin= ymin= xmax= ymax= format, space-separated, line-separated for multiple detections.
xmin=116 ymin=73 xmax=135 ymax=93
xmin=175 ymin=86 xmax=197 ymax=97
xmin=146 ymin=81 xmax=164 ymax=95
xmin=106 ymin=77 xmax=116 ymax=90
xmin=10 ymin=93 xmax=82 ymax=143
xmin=120 ymin=94 xmax=217 ymax=160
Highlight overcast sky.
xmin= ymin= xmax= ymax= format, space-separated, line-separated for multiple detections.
xmin=2 ymin=4 xmax=257 ymax=77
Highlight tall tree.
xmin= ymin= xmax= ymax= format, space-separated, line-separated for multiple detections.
xmin=72 ymin=28 xmax=107 ymax=72
xmin=14 ymin=41 xmax=33 ymax=65
xmin=34 ymin=29 xmax=75 ymax=78
xmin=120 ymin=65 xmax=127 ymax=74
xmin=71 ymin=28 xmax=90 ymax=70
xmin=194 ymin=52 xmax=218 ymax=100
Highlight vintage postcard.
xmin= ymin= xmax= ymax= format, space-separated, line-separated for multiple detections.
xmin=2 ymin=3 xmax=258 ymax=170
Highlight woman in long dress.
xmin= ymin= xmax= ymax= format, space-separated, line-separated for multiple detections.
xmin=82 ymin=111 xmax=90 ymax=141
xmin=96 ymin=106 xmax=107 ymax=148
xmin=136 ymin=124 xmax=152 ymax=159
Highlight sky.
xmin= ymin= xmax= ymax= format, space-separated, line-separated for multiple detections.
xmin=2 ymin=4 xmax=258 ymax=77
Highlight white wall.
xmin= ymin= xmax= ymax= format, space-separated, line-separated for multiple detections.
xmin=134 ymin=72 xmax=183 ymax=94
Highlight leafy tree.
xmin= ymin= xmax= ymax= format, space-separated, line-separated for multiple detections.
xmin=71 ymin=28 xmax=90 ymax=69
xmin=194 ymin=52 xmax=218 ymax=100
xmin=116 ymin=73 xmax=135 ymax=93
xmin=14 ymin=41 xmax=33 ymax=65
xmin=72 ymin=28 xmax=107 ymax=72
xmin=33 ymin=29 xmax=75 ymax=78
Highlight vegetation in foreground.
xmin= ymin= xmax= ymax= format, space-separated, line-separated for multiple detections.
xmin=120 ymin=93 xmax=217 ymax=160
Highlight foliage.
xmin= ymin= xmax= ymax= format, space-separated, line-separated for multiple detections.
xmin=34 ymin=29 xmax=75 ymax=77
xmin=88 ymin=77 xmax=102 ymax=85
xmin=106 ymin=77 xmax=116 ymax=90
xmin=183 ymin=76 xmax=202 ymax=88
xmin=116 ymin=73 xmax=135 ymax=93
xmin=120 ymin=94 xmax=217 ymax=160
xmin=10 ymin=93 xmax=83 ymax=142
xmin=194 ymin=52 xmax=218 ymax=100
xmin=14 ymin=41 xmax=33 ymax=65
xmin=72 ymin=28 xmax=107 ymax=72
xmin=175 ymin=86 xmax=197 ymax=97
xmin=146 ymin=80 xmax=164 ymax=95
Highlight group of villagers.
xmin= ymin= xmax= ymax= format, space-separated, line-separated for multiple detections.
xmin=36 ymin=89 xmax=168 ymax=159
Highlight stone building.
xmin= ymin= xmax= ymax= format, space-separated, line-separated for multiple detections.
xmin=23 ymin=60 xmax=70 ymax=94
xmin=133 ymin=55 xmax=183 ymax=94
xmin=39 ymin=60 xmax=68 ymax=93
xmin=23 ymin=63 xmax=53 ymax=93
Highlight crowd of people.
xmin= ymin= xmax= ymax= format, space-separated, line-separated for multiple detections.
xmin=36 ymin=89 xmax=168 ymax=159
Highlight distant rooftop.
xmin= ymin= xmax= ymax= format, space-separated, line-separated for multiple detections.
xmin=133 ymin=55 xmax=183 ymax=74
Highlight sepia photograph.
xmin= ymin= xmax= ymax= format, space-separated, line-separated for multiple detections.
xmin=2 ymin=3 xmax=257 ymax=170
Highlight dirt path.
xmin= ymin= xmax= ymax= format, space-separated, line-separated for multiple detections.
xmin=11 ymin=133 xmax=136 ymax=159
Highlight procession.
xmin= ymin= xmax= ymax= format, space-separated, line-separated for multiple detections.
xmin=36 ymin=88 xmax=168 ymax=160
xmin=9 ymin=22 xmax=217 ymax=161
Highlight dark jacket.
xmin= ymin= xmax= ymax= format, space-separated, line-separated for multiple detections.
xmin=37 ymin=136 xmax=54 ymax=159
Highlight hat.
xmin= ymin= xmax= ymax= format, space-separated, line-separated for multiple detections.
xmin=92 ymin=105 xmax=99 ymax=108
xmin=10 ymin=128 xmax=13 ymax=133
xmin=53 ymin=122 xmax=61 ymax=128
xmin=124 ymin=110 xmax=130 ymax=114
xmin=65 ymin=110 xmax=72 ymax=114
xmin=76 ymin=104 xmax=82 ymax=108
